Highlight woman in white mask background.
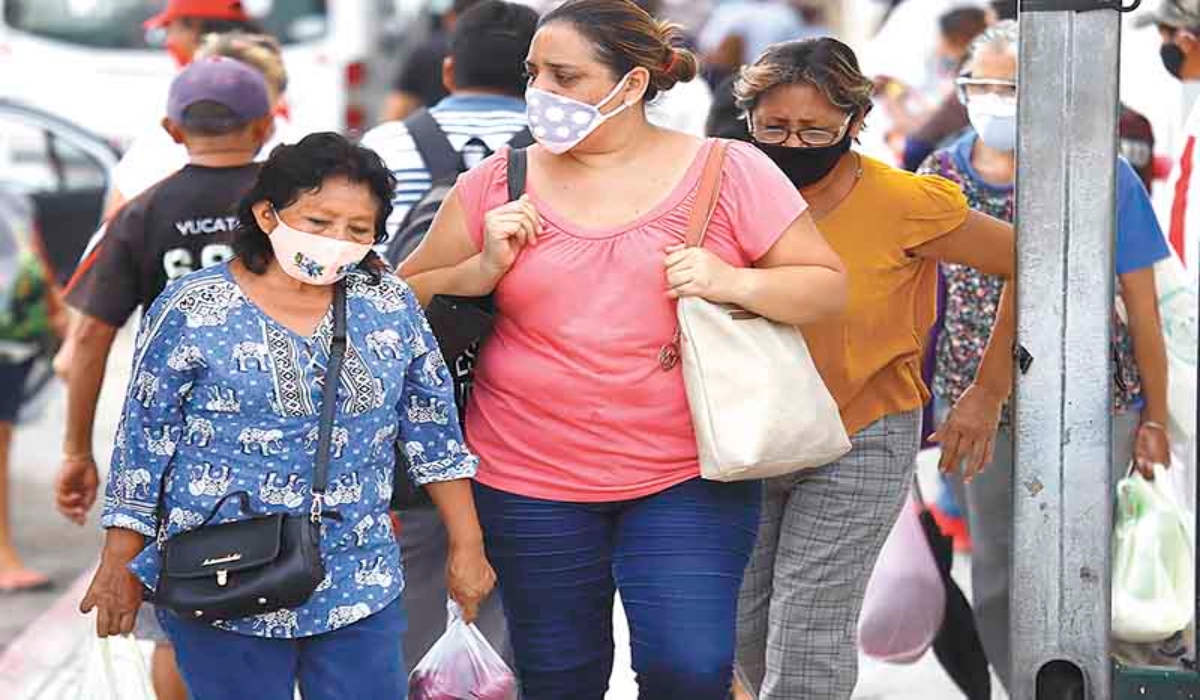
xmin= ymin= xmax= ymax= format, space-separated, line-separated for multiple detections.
xmin=399 ymin=0 xmax=848 ymax=697
xmin=918 ymin=20 xmax=1177 ymax=688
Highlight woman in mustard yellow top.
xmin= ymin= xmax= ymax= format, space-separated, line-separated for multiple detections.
xmin=729 ymin=39 xmax=1016 ymax=700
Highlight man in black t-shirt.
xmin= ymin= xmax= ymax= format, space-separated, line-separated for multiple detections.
xmin=59 ymin=54 xmax=271 ymax=521
xmin=54 ymin=57 xmax=271 ymax=694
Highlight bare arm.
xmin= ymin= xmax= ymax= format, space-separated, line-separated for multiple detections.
xmin=424 ymin=480 xmax=484 ymax=552
xmin=1121 ymin=267 xmax=1172 ymax=476
xmin=56 ymin=314 xmax=118 ymax=524
xmin=911 ymin=210 xmax=1016 ymax=396
xmin=423 ymin=474 xmax=495 ymax=624
xmin=63 ymin=315 xmax=119 ymax=458
xmin=681 ymin=211 xmax=848 ymax=326
xmin=1121 ymin=268 xmax=1169 ymax=425
xmin=911 ymin=211 xmax=1016 ymax=476
xmin=400 ymin=188 xmax=536 ymax=305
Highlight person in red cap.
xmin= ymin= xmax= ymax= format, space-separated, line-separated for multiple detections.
xmin=144 ymin=0 xmax=259 ymax=68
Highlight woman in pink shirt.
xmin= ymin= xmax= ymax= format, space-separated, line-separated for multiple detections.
xmin=401 ymin=1 xmax=847 ymax=697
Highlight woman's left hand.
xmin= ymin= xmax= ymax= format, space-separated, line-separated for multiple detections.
xmin=664 ymin=244 xmax=741 ymax=302
xmin=1133 ymin=422 xmax=1171 ymax=480
xmin=445 ymin=541 xmax=496 ymax=624
xmin=931 ymin=383 xmax=1005 ymax=481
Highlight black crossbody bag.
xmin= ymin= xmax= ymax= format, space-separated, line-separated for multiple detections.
xmin=389 ymin=147 xmax=527 ymax=511
xmin=153 ymin=282 xmax=347 ymax=621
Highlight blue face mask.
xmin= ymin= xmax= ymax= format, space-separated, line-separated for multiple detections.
xmin=967 ymin=94 xmax=1017 ymax=152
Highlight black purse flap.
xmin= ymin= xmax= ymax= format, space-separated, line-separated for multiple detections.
xmin=163 ymin=514 xmax=286 ymax=579
xmin=425 ymin=294 xmax=494 ymax=361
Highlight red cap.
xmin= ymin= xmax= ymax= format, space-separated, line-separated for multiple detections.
xmin=144 ymin=0 xmax=250 ymax=29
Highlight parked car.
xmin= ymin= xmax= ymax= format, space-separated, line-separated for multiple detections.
xmin=0 ymin=98 xmax=120 ymax=286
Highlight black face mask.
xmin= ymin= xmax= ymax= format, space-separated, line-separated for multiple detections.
xmin=756 ymin=134 xmax=853 ymax=189
xmin=1162 ymin=42 xmax=1186 ymax=79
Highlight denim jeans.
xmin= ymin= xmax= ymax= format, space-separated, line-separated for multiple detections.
xmin=157 ymin=597 xmax=406 ymax=700
xmin=473 ymin=477 xmax=761 ymax=700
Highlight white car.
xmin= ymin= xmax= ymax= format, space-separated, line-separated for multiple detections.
xmin=0 ymin=0 xmax=411 ymax=148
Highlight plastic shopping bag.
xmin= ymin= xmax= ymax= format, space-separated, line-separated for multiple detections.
xmin=80 ymin=634 xmax=155 ymax=700
xmin=857 ymin=491 xmax=945 ymax=663
xmin=1112 ymin=464 xmax=1196 ymax=643
xmin=409 ymin=600 xmax=518 ymax=700
xmin=1153 ymin=254 xmax=1198 ymax=446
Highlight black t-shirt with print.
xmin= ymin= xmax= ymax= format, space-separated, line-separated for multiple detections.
xmin=66 ymin=163 xmax=259 ymax=328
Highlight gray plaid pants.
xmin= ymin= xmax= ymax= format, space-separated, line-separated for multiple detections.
xmin=736 ymin=409 xmax=920 ymax=699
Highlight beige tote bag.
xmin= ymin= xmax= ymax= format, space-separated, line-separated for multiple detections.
xmin=663 ymin=141 xmax=851 ymax=482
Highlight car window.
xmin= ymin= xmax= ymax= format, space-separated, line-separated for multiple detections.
xmin=3 ymin=0 xmax=330 ymax=49
xmin=0 ymin=114 xmax=108 ymax=195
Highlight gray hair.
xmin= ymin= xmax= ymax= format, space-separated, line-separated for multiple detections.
xmin=964 ymin=19 xmax=1019 ymax=70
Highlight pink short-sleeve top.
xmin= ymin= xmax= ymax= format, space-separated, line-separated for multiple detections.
xmin=452 ymin=138 xmax=807 ymax=502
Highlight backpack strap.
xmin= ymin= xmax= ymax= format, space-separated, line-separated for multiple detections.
xmin=404 ymin=108 xmax=462 ymax=182
xmin=506 ymin=147 xmax=528 ymax=202
xmin=507 ymin=127 xmax=536 ymax=151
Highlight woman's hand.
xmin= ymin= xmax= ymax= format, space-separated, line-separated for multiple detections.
xmin=481 ymin=194 xmax=541 ymax=277
xmin=931 ymin=383 xmax=1005 ymax=481
xmin=664 ymin=244 xmax=742 ymax=302
xmin=445 ymin=541 xmax=496 ymax=624
xmin=1133 ymin=422 xmax=1171 ymax=480
xmin=80 ymin=529 xmax=146 ymax=637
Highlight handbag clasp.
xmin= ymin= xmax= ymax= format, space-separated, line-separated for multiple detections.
xmin=310 ymin=493 xmax=324 ymax=524
xmin=216 ymin=570 xmax=228 ymax=587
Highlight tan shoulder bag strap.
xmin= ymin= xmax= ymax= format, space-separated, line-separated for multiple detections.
xmin=684 ymin=140 xmax=729 ymax=249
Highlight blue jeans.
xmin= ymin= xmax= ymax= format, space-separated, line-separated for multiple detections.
xmin=473 ymin=477 xmax=761 ymax=700
xmin=157 ymin=598 xmax=406 ymax=700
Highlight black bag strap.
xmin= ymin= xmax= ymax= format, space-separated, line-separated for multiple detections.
xmin=507 ymin=127 xmax=535 ymax=151
xmin=405 ymin=108 xmax=462 ymax=182
xmin=506 ymin=147 xmax=527 ymax=202
xmin=311 ymin=281 xmax=347 ymax=516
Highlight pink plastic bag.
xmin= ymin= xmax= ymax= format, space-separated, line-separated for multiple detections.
xmin=408 ymin=600 xmax=518 ymax=700
xmin=857 ymin=492 xmax=945 ymax=663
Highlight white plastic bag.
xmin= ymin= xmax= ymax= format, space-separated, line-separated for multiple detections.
xmin=80 ymin=634 xmax=155 ymax=700
xmin=1112 ymin=464 xmax=1196 ymax=643
xmin=408 ymin=600 xmax=517 ymax=700
xmin=1154 ymin=255 xmax=1197 ymax=443
xmin=857 ymin=492 xmax=945 ymax=663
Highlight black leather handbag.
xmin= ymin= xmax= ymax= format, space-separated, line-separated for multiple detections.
xmin=153 ymin=282 xmax=347 ymax=621
xmin=388 ymin=147 xmax=527 ymax=511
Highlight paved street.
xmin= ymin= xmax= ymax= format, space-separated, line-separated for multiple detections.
xmin=0 ymin=326 xmax=991 ymax=698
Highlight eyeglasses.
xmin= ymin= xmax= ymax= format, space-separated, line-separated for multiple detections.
xmin=749 ymin=113 xmax=853 ymax=148
xmin=955 ymin=77 xmax=1017 ymax=104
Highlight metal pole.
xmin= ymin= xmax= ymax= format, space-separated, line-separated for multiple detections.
xmin=1012 ymin=2 xmax=1122 ymax=698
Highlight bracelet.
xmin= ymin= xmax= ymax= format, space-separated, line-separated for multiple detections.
xmin=1140 ymin=421 xmax=1168 ymax=434
xmin=62 ymin=453 xmax=94 ymax=463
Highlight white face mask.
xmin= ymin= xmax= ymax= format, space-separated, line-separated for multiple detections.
xmin=968 ymin=93 xmax=1018 ymax=152
xmin=525 ymin=75 xmax=632 ymax=155
xmin=267 ymin=209 xmax=373 ymax=286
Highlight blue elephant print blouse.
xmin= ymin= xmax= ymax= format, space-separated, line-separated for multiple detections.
xmin=100 ymin=263 xmax=477 ymax=638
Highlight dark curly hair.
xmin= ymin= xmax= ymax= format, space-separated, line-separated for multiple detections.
xmin=235 ymin=132 xmax=397 ymax=275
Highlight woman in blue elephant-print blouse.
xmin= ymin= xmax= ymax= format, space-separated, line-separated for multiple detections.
xmin=82 ymin=133 xmax=496 ymax=700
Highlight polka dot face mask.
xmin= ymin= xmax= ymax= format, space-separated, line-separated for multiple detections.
xmin=525 ymin=75 xmax=632 ymax=155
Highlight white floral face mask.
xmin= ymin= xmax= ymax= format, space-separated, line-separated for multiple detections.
xmin=267 ymin=209 xmax=372 ymax=286
xmin=525 ymin=75 xmax=632 ymax=154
